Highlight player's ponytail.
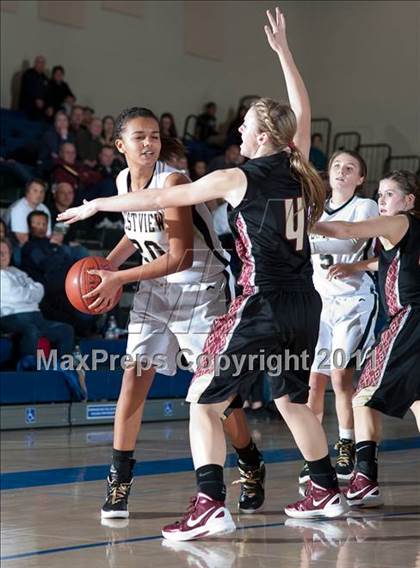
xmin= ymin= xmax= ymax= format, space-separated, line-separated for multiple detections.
xmin=288 ymin=145 xmax=326 ymax=226
xmin=252 ymin=98 xmax=326 ymax=226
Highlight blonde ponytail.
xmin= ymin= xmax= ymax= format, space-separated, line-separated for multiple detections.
xmin=251 ymin=98 xmax=326 ymax=227
xmin=289 ymin=146 xmax=326 ymax=226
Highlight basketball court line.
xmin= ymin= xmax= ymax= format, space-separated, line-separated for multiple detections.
xmin=2 ymin=510 xmax=419 ymax=561
xmin=1 ymin=436 xmax=419 ymax=491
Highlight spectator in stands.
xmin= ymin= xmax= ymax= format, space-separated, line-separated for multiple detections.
xmin=160 ymin=112 xmax=178 ymax=138
xmin=75 ymin=117 xmax=104 ymax=167
xmin=6 ymin=178 xmax=51 ymax=245
xmin=47 ymin=182 xmax=89 ymax=257
xmin=0 ymin=237 xmax=74 ymax=361
xmin=82 ymin=106 xmax=95 ymax=128
xmin=191 ymin=160 xmax=207 ymax=181
xmin=100 ymin=115 xmax=115 ymax=146
xmin=309 ymin=132 xmax=328 ymax=172
xmin=51 ymin=143 xmax=102 ymax=202
xmin=69 ymin=105 xmax=85 ymax=135
xmin=0 ymin=218 xmax=21 ymax=266
xmin=195 ymin=102 xmax=218 ymax=142
xmin=18 ymin=55 xmax=49 ymax=120
xmin=45 ymin=65 xmax=75 ymax=115
xmin=21 ymin=211 xmax=95 ymax=335
xmin=38 ymin=110 xmax=76 ymax=172
xmin=96 ymin=145 xmax=123 ymax=179
xmin=207 ymin=144 xmax=244 ymax=173
xmin=225 ymin=105 xmax=247 ymax=147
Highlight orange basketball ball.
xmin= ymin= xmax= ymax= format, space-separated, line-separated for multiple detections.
xmin=65 ymin=256 xmax=122 ymax=315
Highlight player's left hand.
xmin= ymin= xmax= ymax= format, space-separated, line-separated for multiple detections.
xmin=327 ymin=263 xmax=355 ymax=280
xmin=57 ymin=199 xmax=99 ymax=224
xmin=265 ymin=7 xmax=288 ymax=54
xmin=83 ymin=269 xmax=121 ymax=311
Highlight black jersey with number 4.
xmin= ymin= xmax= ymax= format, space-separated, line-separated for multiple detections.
xmin=379 ymin=214 xmax=420 ymax=317
xmin=229 ymin=152 xmax=313 ymax=293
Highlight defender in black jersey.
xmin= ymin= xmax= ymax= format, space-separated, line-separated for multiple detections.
xmin=313 ymin=169 xmax=420 ymax=508
xmin=59 ymin=8 xmax=348 ymax=537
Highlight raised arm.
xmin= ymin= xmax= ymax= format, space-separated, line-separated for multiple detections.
xmin=312 ymin=215 xmax=410 ymax=246
xmin=265 ymin=8 xmax=311 ymax=158
xmin=57 ymin=168 xmax=247 ymax=224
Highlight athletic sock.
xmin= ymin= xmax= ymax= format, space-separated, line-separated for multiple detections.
xmin=339 ymin=428 xmax=354 ymax=441
xmin=307 ymin=455 xmax=338 ymax=489
xmin=355 ymin=441 xmax=378 ymax=481
xmin=111 ymin=449 xmax=135 ymax=482
xmin=196 ymin=464 xmax=226 ymax=501
xmin=233 ymin=439 xmax=262 ymax=466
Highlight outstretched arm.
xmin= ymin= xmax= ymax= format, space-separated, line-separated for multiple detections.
xmin=312 ymin=215 xmax=410 ymax=246
xmin=57 ymin=168 xmax=247 ymax=224
xmin=265 ymin=8 xmax=311 ymax=158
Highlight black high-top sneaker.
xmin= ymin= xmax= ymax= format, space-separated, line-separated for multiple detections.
xmin=101 ymin=459 xmax=136 ymax=519
xmin=234 ymin=459 xmax=266 ymax=513
xmin=334 ymin=439 xmax=355 ymax=481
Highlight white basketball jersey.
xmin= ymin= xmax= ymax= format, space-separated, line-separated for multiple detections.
xmin=117 ymin=161 xmax=230 ymax=283
xmin=310 ymin=195 xmax=379 ymax=297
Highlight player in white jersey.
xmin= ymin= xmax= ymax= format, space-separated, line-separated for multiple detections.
xmin=80 ymin=107 xmax=265 ymax=519
xmin=299 ymin=150 xmax=379 ymax=483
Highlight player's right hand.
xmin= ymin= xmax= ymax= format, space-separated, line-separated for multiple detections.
xmin=57 ymin=199 xmax=99 ymax=224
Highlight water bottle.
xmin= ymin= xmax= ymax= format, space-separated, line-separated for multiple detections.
xmin=105 ymin=315 xmax=119 ymax=340
xmin=72 ymin=344 xmax=83 ymax=368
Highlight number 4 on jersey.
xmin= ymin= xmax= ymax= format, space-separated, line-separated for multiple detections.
xmin=284 ymin=197 xmax=305 ymax=251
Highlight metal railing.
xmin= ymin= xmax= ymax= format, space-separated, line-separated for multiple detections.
xmin=333 ymin=131 xmax=361 ymax=152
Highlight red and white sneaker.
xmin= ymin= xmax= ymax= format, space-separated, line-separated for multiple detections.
xmin=161 ymin=493 xmax=236 ymax=541
xmin=285 ymin=481 xmax=347 ymax=519
xmin=344 ymin=472 xmax=383 ymax=508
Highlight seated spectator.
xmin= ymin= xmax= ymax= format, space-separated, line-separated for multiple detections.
xmin=95 ymin=145 xmax=123 ymax=179
xmin=21 ymin=211 xmax=95 ymax=336
xmin=69 ymin=105 xmax=85 ymax=135
xmin=45 ymin=65 xmax=75 ymax=115
xmin=195 ymin=102 xmax=218 ymax=142
xmin=38 ymin=110 xmax=76 ymax=172
xmin=18 ymin=55 xmax=49 ymax=120
xmin=51 ymin=143 xmax=102 ymax=203
xmin=207 ymin=144 xmax=244 ymax=173
xmin=47 ymin=182 xmax=89 ymax=258
xmin=5 ymin=178 xmax=51 ymax=245
xmin=0 ymin=238 xmax=74 ymax=361
xmin=190 ymin=160 xmax=207 ymax=181
xmin=309 ymin=133 xmax=328 ymax=172
xmin=225 ymin=105 xmax=247 ymax=147
xmin=82 ymin=106 xmax=95 ymax=128
xmin=0 ymin=218 xmax=21 ymax=266
xmin=100 ymin=115 xmax=115 ymax=146
xmin=75 ymin=117 xmax=104 ymax=167
xmin=160 ymin=112 xmax=178 ymax=138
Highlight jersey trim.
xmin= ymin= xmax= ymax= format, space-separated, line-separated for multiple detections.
xmin=324 ymin=195 xmax=356 ymax=216
xmin=126 ymin=166 xmax=156 ymax=192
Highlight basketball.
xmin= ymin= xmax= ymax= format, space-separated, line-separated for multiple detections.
xmin=65 ymin=256 xmax=122 ymax=315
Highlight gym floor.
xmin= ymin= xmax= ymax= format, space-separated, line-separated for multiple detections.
xmin=1 ymin=414 xmax=419 ymax=568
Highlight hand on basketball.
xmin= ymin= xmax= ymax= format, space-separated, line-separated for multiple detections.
xmin=265 ymin=7 xmax=288 ymax=54
xmin=57 ymin=199 xmax=99 ymax=224
xmin=83 ymin=269 xmax=121 ymax=311
xmin=327 ymin=263 xmax=355 ymax=280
